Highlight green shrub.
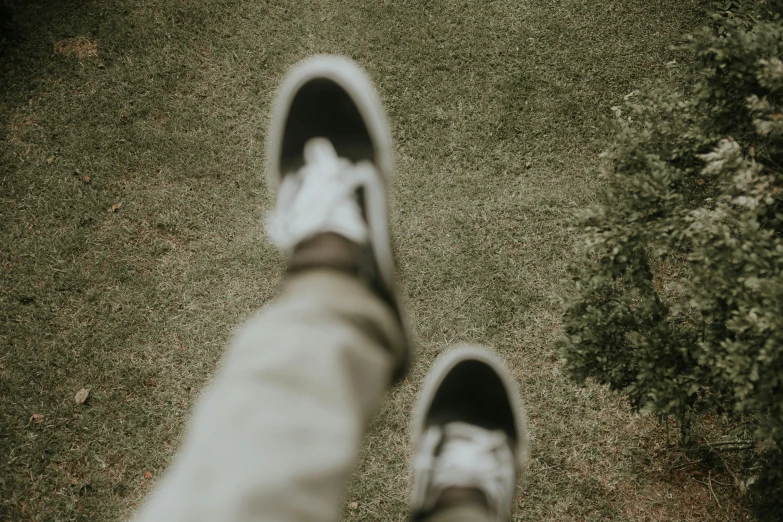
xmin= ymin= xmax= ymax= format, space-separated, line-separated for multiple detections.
xmin=559 ymin=0 xmax=783 ymax=514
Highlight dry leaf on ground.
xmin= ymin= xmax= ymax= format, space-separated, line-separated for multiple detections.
xmin=31 ymin=413 xmax=45 ymax=423
xmin=74 ymin=388 xmax=90 ymax=404
xmin=348 ymin=501 xmax=358 ymax=510
xmin=109 ymin=203 xmax=122 ymax=213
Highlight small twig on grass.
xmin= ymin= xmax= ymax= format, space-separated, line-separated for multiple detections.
xmin=709 ymin=440 xmax=753 ymax=447
xmin=706 ymin=440 xmax=754 ymax=452
xmin=694 ymin=474 xmax=722 ymax=509
xmin=670 ymin=458 xmax=702 ymax=472
xmin=708 ymin=471 xmax=722 ymax=509
xmin=710 ymin=447 xmax=740 ymax=487
xmin=712 ymin=446 xmax=753 ymax=453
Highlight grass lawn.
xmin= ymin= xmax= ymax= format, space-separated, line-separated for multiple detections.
xmin=0 ymin=0 xmax=757 ymax=520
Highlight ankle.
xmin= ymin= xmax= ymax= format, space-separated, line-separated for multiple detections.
xmin=434 ymin=487 xmax=489 ymax=512
xmin=288 ymin=232 xmax=364 ymax=275
xmin=288 ymin=232 xmax=397 ymax=307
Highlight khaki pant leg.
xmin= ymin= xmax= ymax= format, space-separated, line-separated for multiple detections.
xmin=134 ymin=270 xmax=404 ymax=522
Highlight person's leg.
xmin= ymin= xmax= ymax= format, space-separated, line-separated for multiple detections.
xmin=133 ymin=269 xmax=404 ymax=522
xmin=134 ymin=55 xmax=412 ymax=522
xmin=410 ymin=346 xmax=529 ymax=522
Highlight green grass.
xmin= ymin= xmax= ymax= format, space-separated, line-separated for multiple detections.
xmin=0 ymin=0 xmax=756 ymax=520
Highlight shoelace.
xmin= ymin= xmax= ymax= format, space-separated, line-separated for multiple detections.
xmin=413 ymin=422 xmax=516 ymax=519
xmin=267 ymin=138 xmax=373 ymax=250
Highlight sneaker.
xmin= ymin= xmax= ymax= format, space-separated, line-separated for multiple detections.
xmin=411 ymin=345 xmax=529 ymax=521
xmin=265 ymin=54 xmax=412 ymax=383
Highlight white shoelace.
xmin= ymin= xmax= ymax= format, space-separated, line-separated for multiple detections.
xmin=412 ymin=422 xmax=517 ymax=520
xmin=266 ymin=138 xmax=372 ymax=250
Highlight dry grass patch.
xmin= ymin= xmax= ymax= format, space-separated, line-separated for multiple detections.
xmin=54 ymin=36 xmax=98 ymax=61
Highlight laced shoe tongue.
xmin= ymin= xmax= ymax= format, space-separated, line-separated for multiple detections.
xmin=303 ymin=136 xmax=342 ymax=165
xmin=418 ymin=422 xmax=515 ymax=520
xmin=435 ymin=422 xmax=512 ymax=485
xmin=266 ymin=138 xmax=370 ymax=250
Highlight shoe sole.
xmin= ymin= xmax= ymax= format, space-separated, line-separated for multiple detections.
xmin=412 ymin=345 xmax=529 ymax=471
xmin=266 ymin=55 xmax=412 ymax=383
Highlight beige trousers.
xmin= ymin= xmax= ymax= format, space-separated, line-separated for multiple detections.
xmin=133 ymin=270 xmax=489 ymax=522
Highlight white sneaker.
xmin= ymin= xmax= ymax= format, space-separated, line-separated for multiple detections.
xmin=264 ymin=55 xmax=412 ymax=383
xmin=411 ymin=346 xmax=529 ymax=521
